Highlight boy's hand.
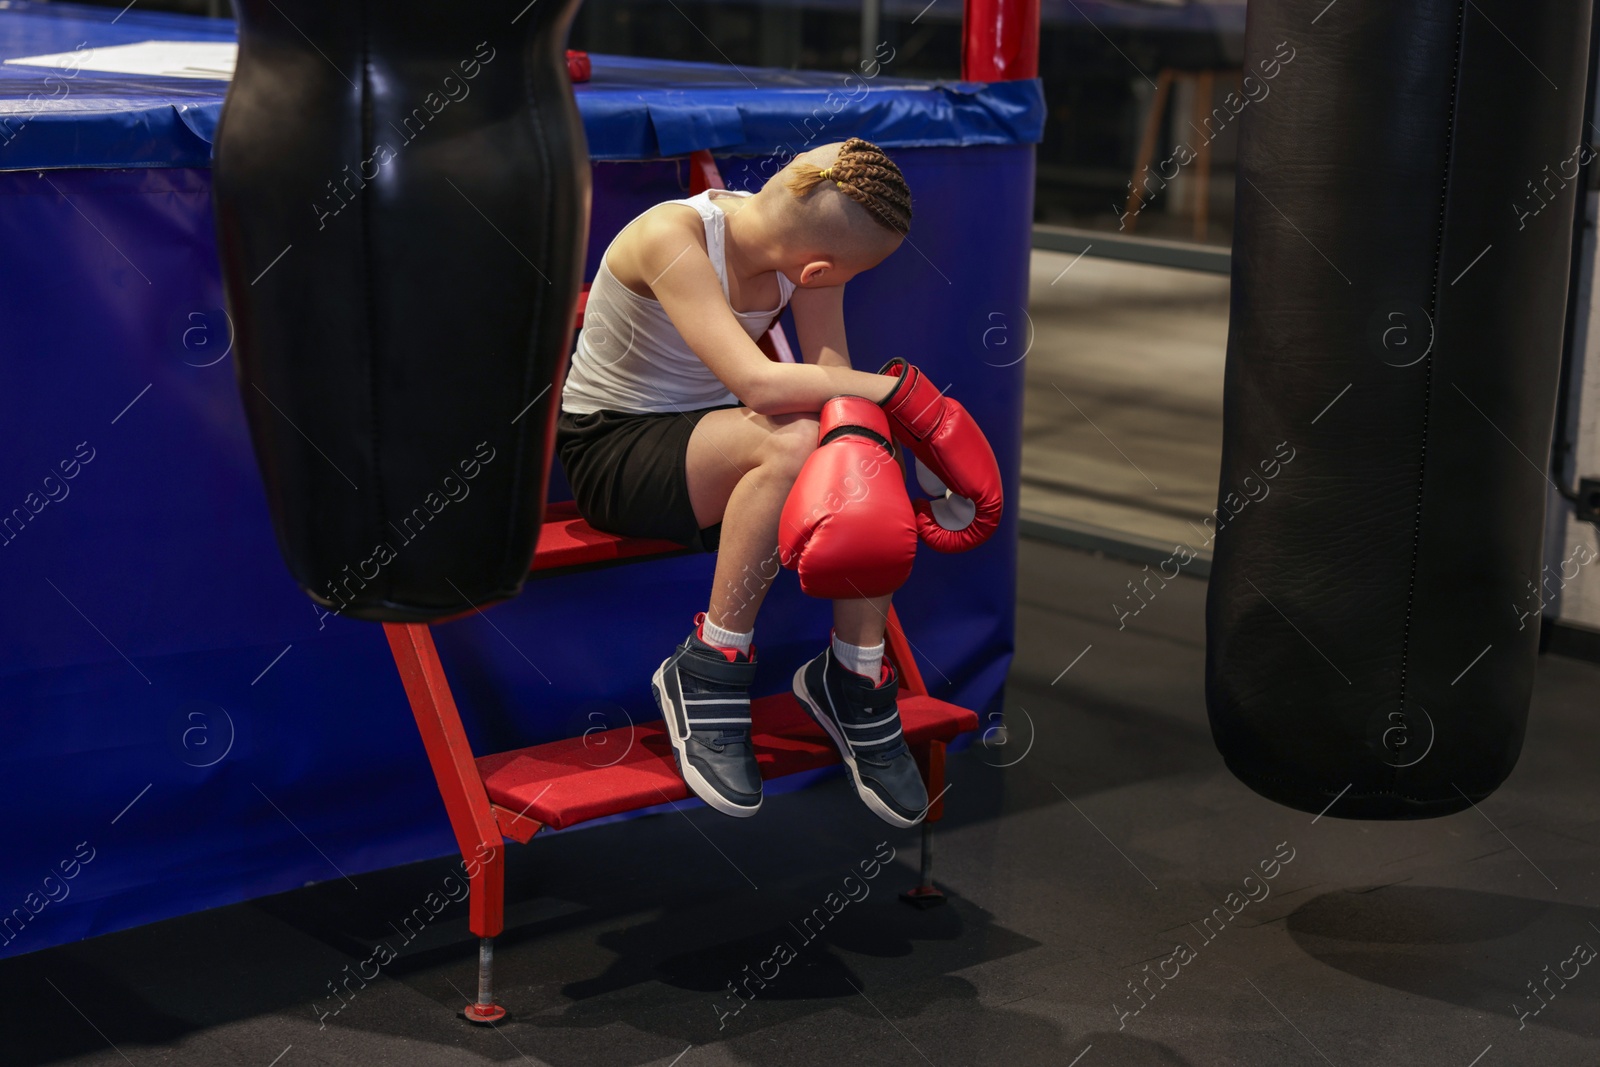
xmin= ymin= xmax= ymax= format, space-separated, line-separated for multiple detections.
xmin=878 ymin=359 xmax=1004 ymax=552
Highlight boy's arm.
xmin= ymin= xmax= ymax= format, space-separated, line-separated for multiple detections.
xmin=642 ymin=216 xmax=894 ymax=414
xmin=788 ymin=285 xmax=851 ymax=369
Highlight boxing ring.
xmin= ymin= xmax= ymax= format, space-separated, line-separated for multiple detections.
xmin=0 ymin=2 xmax=1042 ymax=959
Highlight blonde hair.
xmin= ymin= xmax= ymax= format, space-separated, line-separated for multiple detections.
xmin=787 ymin=137 xmax=913 ymax=237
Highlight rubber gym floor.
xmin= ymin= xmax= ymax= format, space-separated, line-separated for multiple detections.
xmin=3 ymin=535 xmax=1597 ymax=1066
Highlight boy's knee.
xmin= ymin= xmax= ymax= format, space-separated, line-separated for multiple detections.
xmin=758 ymin=416 xmax=820 ymax=474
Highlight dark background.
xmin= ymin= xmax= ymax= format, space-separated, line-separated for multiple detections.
xmin=60 ymin=0 xmax=1246 ymax=242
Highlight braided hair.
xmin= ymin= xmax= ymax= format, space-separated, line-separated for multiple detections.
xmin=787 ymin=137 xmax=913 ymax=237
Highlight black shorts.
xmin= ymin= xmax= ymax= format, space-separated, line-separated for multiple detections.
xmin=556 ymin=404 xmax=740 ymax=552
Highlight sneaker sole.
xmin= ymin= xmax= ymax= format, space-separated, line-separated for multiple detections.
xmin=791 ymin=661 xmax=923 ymax=829
xmin=652 ymin=661 xmax=761 ymax=819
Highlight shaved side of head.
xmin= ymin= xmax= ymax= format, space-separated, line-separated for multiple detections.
xmin=763 ymin=138 xmax=912 ymax=269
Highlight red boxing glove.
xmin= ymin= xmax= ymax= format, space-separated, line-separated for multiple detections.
xmin=779 ymin=396 xmax=917 ymax=599
xmin=878 ymin=358 xmax=1003 ymax=552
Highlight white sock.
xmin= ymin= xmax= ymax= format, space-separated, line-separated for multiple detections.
xmin=831 ymin=632 xmax=885 ymax=680
xmin=701 ymin=614 xmax=753 ymax=653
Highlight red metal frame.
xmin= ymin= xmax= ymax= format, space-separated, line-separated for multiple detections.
xmin=884 ymin=604 xmax=928 ymax=698
xmin=688 ymin=149 xmax=726 ymax=194
xmin=387 ymin=603 xmax=935 ymax=937
xmin=386 ymin=601 xmax=954 ymax=1023
xmin=384 ymin=623 xmax=506 ymax=938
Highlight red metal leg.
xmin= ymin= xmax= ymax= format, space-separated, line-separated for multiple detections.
xmin=902 ymin=739 xmax=948 ymax=908
xmin=464 ymin=938 xmax=504 ymax=1024
xmin=573 ymin=286 xmax=589 ymax=330
xmin=884 ymin=605 xmax=928 ymax=697
xmin=687 ymin=148 xmax=726 ymax=194
xmin=384 ymin=622 xmax=508 ymax=1022
xmin=887 ymin=606 xmax=945 ymax=906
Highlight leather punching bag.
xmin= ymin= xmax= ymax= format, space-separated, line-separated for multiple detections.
xmin=213 ymin=0 xmax=588 ymax=622
xmin=1206 ymin=0 xmax=1593 ymax=817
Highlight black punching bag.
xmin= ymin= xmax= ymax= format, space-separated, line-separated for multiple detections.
xmin=1206 ymin=0 xmax=1592 ymax=818
xmin=213 ymin=0 xmax=588 ymax=622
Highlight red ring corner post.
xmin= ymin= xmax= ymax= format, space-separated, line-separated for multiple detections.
xmin=916 ymin=0 xmax=1033 ymax=906
xmin=961 ymin=0 xmax=1040 ymax=81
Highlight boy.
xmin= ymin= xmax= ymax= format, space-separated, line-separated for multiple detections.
xmin=557 ymin=138 xmax=955 ymax=827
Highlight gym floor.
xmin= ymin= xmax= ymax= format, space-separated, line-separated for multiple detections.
xmin=7 ymin=253 xmax=1598 ymax=1065
xmin=1021 ymin=251 xmax=1230 ymax=549
xmin=4 ymin=537 xmax=1597 ymax=1066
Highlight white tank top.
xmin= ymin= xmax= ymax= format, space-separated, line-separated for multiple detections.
xmin=560 ymin=189 xmax=796 ymax=415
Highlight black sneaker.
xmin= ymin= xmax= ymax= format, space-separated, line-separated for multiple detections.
xmin=793 ymin=644 xmax=928 ymax=827
xmin=652 ymin=613 xmax=762 ymax=818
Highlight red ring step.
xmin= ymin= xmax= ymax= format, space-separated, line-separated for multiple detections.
xmin=478 ymin=692 xmax=977 ymax=831
xmin=530 ymin=500 xmax=688 ymax=572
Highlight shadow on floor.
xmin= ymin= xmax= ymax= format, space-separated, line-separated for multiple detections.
xmin=1287 ymin=884 xmax=1600 ymax=1038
